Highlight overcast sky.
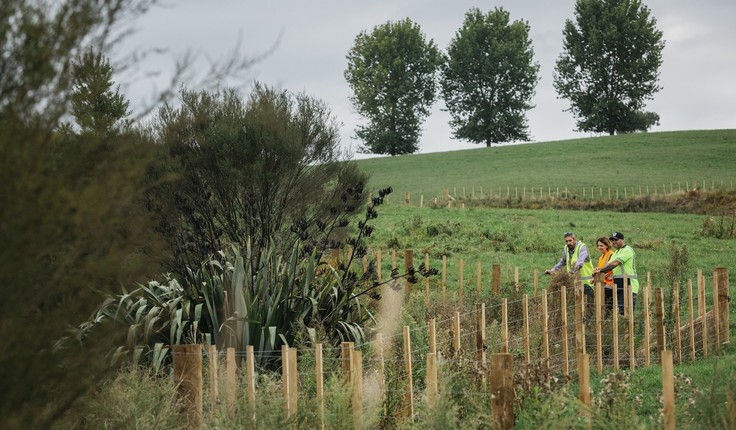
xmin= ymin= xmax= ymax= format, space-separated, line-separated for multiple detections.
xmin=122 ymin=0 xmax=736 ymax=158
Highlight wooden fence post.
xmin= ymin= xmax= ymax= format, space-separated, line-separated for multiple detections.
xmin=673 ymin=285 xmax=682 ymax=364
xmin=490 ymin=354 xmax=514 ymax=429
xmin=442 ymin=255 xmax=447 ymax=305
xmin=351 ymin=349 xmax=363 ymax=430
xmin=476 ymin=261 xmax=482 ymax=299
xmin=628 ymin=285 xmax=635 ymax=370
xmin=226 ymin=347 xmax=237 ymax=413
xmin=314 ymin=344 xmax=324 ymax=430
xmin=578 ymin=353 xmax=591 ymax=408
xmin=712 ymin=269 xmax=720 ymax=353
xmin=429 ymin=318 xmax=437 ymax=355
xmin=476 ymin=303 xmax=486 ymax=364
xmin=697 ymin=269 xmax=704 ymax=317
xmin=542 ymin=289 xmax=550 ymax=369
xmin=376 ymin=250 xmax=382 ymax=283
xmin=514 ymin=267 xmax=520 ymax=292
xmin=459 ymin=258 xmax=464 ymax=304
xmin=688 ymin=280 xmax=695 ymax=362
xmin=403 ymin=326 xmax=414 ymax=422
xmin=426 ymin=353 xmax=438 ymax=406
xmin=715 ymin=267 xmax=730 ymax=344
xmin=613 ymin=284 xmax=619 ymax=370
xmin=172 ymin=344 xmax=203 ymax=429
xmin=341 ymin=342 xmax=353 ymax=381
xmin=288 ymin=347 xmax=298 ymax=418
xmin=595 ymin=283 xmax=603 ymax=373
xmin=453 ymin=311 xmax=461 ymax=354
xmin=561 ymin=286 xmax=569 ymax=378
xmin=246 ymin=345 xmax=256 ymax=418
xmin=575 ymin=287 xmax=585 ymax=355
xmin=654 ymin=289 xmax=666 ymax=361
xmin=534 ymin=269 xmax=539 ymax=297
xmin=425 ymin=253 xmax=430 ymax=306
xmin=662 ymin=350 xmax=676 ymax=430
xmin=699 ymin=277 xmax=708 ymax=358
xmin=492 ymin=264 xmax=501 ymax=295
xmin=207 ymin=345 xmax=218 ymax=413
xmin=502 ymin=298 xmax=509 ymax=354
xmin=644 ymin=285 xmax=651 ymax=367
xmin=281 ymin=346 xmax=291 ymax=419
xmin=376 ymin=334 xmax=385 ymax=393
xmin=404 ymin=250 xmax=413 ymax=293
xmin=523 ymin=294 xmax=530 ymax=364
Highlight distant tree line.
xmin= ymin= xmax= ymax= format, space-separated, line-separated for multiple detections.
xmin=345 ymin=0 xmax=665 ymax=155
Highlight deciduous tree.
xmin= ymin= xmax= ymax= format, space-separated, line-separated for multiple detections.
xmin=441 ymin=7 xmax=539 ymax=147
xmin=554 ymin=0 xmax=665 ymax=135
xmin=345 ymin=19 xmax=442 ymax=155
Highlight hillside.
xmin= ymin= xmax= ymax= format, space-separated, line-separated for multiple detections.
xmin=355 ymin=130 xmax=736 ymax=199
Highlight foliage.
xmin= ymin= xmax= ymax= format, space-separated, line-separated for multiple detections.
xmin=345 ymin=18 xmax=443 ymax=155
xmin=66 ymin=50 xmax=132 ymax=135
xmin=553 ymin=0 xmax=665 ymax=135
xmin=441 ymin=7 xmax=540 ymax=147
xmin=146 ymin=85 xmax=368 ymax=272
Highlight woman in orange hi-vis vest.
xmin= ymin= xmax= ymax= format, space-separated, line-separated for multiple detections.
xmin=596 ymin=236 xmax=614 ymax=313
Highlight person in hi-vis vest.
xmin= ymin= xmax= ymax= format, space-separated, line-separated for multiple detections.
xmin=593 ymin=231 xmax=639 ymax=315
xmin=544 ymin=232 xmax=595 ymax=297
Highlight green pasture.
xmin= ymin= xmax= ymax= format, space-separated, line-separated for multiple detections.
xmin=356 ymin=129 xmax=736 ymax=201
xmin=365 ymin=205 xmax=736 ymax=294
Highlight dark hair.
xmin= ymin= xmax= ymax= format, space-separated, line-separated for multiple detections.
xmin=564 ymin=231 xmax=575 ymax=238
xmin=596 ymin=236 xmax=612 ymax=250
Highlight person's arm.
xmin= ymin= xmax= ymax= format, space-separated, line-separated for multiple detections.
xmin=546 ymin=251 xmax=566 ymax=274
xmin=594 ymin=258 xmax=621 ymax=274
xmin=573 ymin=245 xmax=589 ymax=272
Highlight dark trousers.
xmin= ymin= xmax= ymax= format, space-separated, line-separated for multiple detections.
xmin=604 ymin=279 xmax=637 ymax=315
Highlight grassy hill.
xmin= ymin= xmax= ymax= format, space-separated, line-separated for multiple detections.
xmin=356 ymin=130 xmax=736 ymax=200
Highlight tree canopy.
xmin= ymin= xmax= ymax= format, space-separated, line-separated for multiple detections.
xmin=441 ymin=7 xmax=540 ymax=147
xmin=345 ymin=18 xmax=442 ymax=155
xmin=554 ymin=0 xmax=665 ymax=135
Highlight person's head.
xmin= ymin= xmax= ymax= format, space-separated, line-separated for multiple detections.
xmin=564 ymin=231 xmax=576 ymax=249
xmin=609 ymin=231 xmax=625 ymax=249
xmin=596 ymin=236 xmax=612 ymax=254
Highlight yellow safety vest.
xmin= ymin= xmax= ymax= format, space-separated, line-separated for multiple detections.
xmin=565 ymin=241 xmax=594 ymax=286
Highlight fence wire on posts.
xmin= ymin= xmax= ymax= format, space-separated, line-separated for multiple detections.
xmin=165 ymin=263 xmax=728 ymax=427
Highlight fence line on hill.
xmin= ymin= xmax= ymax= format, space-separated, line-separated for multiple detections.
xmin=169 ymin=254 xmax=730 ymax=429
xmin=383 ymin=177 xmax=735 ymax=208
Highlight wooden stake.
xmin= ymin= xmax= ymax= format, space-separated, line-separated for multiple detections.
xmin=697 ymin=269 xmax=704 ymax=317
xmin=442 ymin=255 xmax=447 ymax=305
xmin=699 ymin=277 xmax=708 ymax=358
xmin=207 ymin=345 xmax=218 ymax=413
xmin=578 ymin=353 xmax=591 ymax=408
xmin=246 ymin=345 xmax=256 ymax=415
xmin=476 ymin=303 xmax=486 ymax=364
xmin=403 ymin=326 xmax=414 ymax=422
xmin=490 ymin=354 xmax=514 ymax=429
xmin=429 ymin=318 xmax=437 ymax=355
xmin=561 ymin=286 xmax=569 ymax=377
xmin=673 ymin=284 xmax=682 ymax=364
xmin=688 ymin=280 xmax=695 ymax=362
xmin=662 ymin=350 xmax=676 ymax=430
xmin=613 ymin=283 xmax=619 ymax=370
xmin=514 ymin=267 xmax=520 ymax=292
xmin=523 ymin=294 xmax=530 ymax=364
xmin=715 ymin=267 xmax=730 ymax=344
xmin=595 ymin=283 xmax=603 ymax=373
xmin=315 ymin=344 xmax=324 ymax=430
xmin=712 ymin=269 xmax=720 ymax=353
xmin=628 ymin=285 xmax=635 ymax=370
xmin=404 ymin=250 xmax=413 ymax=293
xmin=459 ymin=258 xmax=464 ymax=304
xmin=542 ymin=289 xmax=550 ymax=368
xmin=226 ymin=347 xmax=237 ymax=413
xmin=502 ymin=298 xmax=509 ymax=353
xmin=644 ymin=286 xmax=651 ymax=367
xmin=288 ymin=347 xmax=298 ymax=418
xmin=376 ymin=250 xmax=382 ymax=283
xmin=425 ymin=253 xmax=430 ymax=306
xmin=575 ymin=287 xmax=584 ymax=355
xmin=453 ymin=311 xmax=461 ymax=354
xmin=341 ymin=342 xmax=353 ymax=381
xmin=426 ymin=353 xmax=438 ymax=406
xmin=476 ymin=261 xmax=482 ymax=299
xmin=376 ymin=334 xmax=385 ymax=393
xmin=654 ymin=289 xmax=665 ymax=361
xmin=492 ymin=264 xmax=500 ymax=295
xmin=351 ymin=350 xmax=363 ymax=430
xmin=534 ymin=269 xmax=539 ymax=296
xmin=172 ymin=344 xmax=203 ymax=429
xmin=281 ymin=346 xmax=291 ymax=419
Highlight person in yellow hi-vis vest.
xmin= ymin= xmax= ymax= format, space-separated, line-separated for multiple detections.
xmin=593 ymin=231 xmax=638 ymax=315
xmin=544 ymin=232 xmax=595 ymax=298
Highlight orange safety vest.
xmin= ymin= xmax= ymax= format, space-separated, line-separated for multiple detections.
xmin=597 ymin=250 xmax=614 ymax=286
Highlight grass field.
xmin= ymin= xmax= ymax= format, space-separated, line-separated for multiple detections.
xmin=356 ymin=129 xmax=736 ymax=201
